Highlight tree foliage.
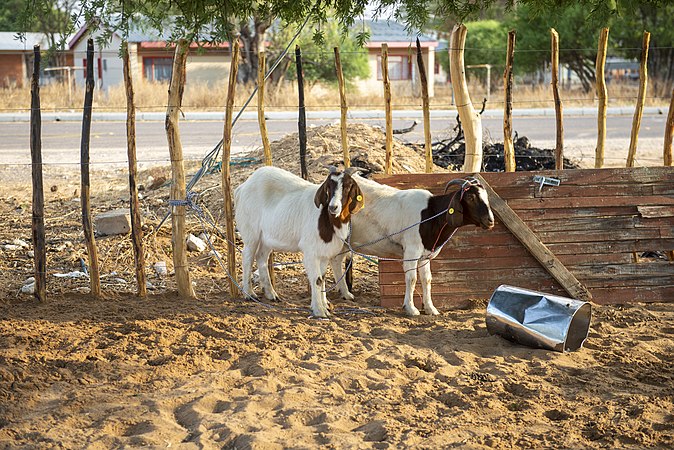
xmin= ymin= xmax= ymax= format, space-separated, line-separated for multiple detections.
xmin=17 ymin=0 xmax=667 ymax=49
xmin=507 ymin=2 xmax=674 ymax=93
xmin=506 ymin=4 xmax=601 ymax=92
xmin=12 ymin=0 xmax=672 ymax=92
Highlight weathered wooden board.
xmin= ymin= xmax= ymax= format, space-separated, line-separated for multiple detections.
xmin=374 ymin=167 xmax=674 ymax=308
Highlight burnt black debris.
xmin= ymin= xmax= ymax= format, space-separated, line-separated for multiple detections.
xmin=429 ymin=135 xmax=581 ymax=172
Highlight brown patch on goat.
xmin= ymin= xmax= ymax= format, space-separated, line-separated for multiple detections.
xmin=419 ymin=184 xmax=493 ymax=252
xmin=317 ymin=173 xmax=363 ymax=243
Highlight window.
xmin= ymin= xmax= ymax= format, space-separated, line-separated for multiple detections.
xmin=377 ymin=55 xmax=412 ymax=80
xmin=143 ymin=57 xmax=173 ymax=82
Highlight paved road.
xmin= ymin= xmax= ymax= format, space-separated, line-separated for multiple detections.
xmin=0 ymin=113 xmax=669 ymax=168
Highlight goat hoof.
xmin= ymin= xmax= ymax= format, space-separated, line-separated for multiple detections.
xmin=342 ymin=291 xmax=355 ymax=301
xmin=425 ymin=306 xmax=440 ymax=316
xmin=404 ymin=305 xmax=421 ymax=316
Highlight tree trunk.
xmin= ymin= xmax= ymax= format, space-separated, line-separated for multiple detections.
xmin=449 ymin=24 xmax=483 ymax=173
xmin=238 ymin=17 xmax=271 ymax=84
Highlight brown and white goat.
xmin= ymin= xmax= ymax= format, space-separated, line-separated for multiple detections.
xmin=234 ymin=166 xmax=363 ymax=318
xmin=331 ymin=175 xmax=494 ymax=316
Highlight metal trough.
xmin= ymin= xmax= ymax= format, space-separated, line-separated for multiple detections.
xmin=486 ymin=285 xmax=592 ymax=352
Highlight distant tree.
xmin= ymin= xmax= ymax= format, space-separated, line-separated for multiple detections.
xmin=507 ymin=4 xmax=601 ymax=92
xmin=7 ymin=0 xmax=79 ymax=72
xmin=610 ymin=3 xmax=674 ymax=95
xmin=507 ymin=2 xmax=674 ymax=94
xmin=436 ymin=20 xmax=508 ymax=85
xmin=267 ymin=20 xmax=369 ymax=87
xmin=0 ymin=0 xmax=24 ymax=31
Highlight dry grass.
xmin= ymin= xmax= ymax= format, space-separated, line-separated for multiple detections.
xmin=0 ymin=78 xmax=668 ymax=113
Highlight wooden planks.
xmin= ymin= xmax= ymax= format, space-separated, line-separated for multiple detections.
xmin=375 ymin=167 xmax=674 ymax=308
xmin=473 ymin=174 xmax=591 ymax=300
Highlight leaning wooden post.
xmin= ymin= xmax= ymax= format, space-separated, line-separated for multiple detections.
xmin=296 ymin=45 xmax=308 ymax=180
xmin=450 ymin=24 xmax=483 ymax=172
xmin=416 ymin=38 xmax=433 ymax=173
xmin=30 ymin=45 xmax=46 ymax=302
xmin=334 ymin=47 xmax=350 ymax=168
xmin=165 ymin=39 xmax=195 ymax=298
xmin=223 ymin=41 xmax=240 ymax=296
xmin=665 ymin=88 xmax=674 ymax=167
xmin=381 ymin=43 xmax=393 ymax=174
xmin=595 ymin=27 xmax=609 ymax=168
xmin=80 ymin=39 xmax=101 ymax=297
xmin=503 ymin=30 xmax=516 ymax=172
xmin=551 ymin=28 xmax=564 ymax=170
xmin=122 ymin=42 xmax=146 ymax=297
xmin=627 ymin=31 xmax=651 ymax=168
xmin=257 ymin=50 xmax=272 ymax=166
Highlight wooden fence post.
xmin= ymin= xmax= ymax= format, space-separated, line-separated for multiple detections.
xmin=165 ymin=39 xmax=195 ymax=298
xmin=122 ymin=42 xmax=147 ymax=297
xmin=381 ymin=43 xmax=393 ymax=174
xmin=258 ymin=50 xmax=276 ymax=286
xmin=665 ymin=88 xmax=674 ymax=167
xmin=30 ymin=45 xmax=46 ymax=302
xmin=627 ymin=31 xmax=651 ymax=168
xmin=450 ymin=24 xmax=483 ymax=172
xmin=80 ymin=38 xmax=101 ymax=297
xmin=223 ymin=40 xmax=240 ymax=296
xmin=665 ymin=88 xmax=674 ymax=262
xmin=416 ymin=38 xmax=433 ymax=173
xmin=503 ymin=30 xmax=516 ymax=172
xmin=595 ymin=27 xmax=609 ymax=168
xmin=257 ymin=50 xmax=272 ymax=166
xmin=551 ymin=28 xmax=564 ymax=170
xmin=296 ymin=45 xmax=308 ymax=180
xmin=334 ymin=47 xmax=350 ymax=168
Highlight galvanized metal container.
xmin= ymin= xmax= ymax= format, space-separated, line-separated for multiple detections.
xmin=486 ymin=284 xmax=592 ymax=352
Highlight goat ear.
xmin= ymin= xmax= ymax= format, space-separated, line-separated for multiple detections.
xmin=446 ymin=194 xmax=464 ymax=228
xmin=349 ymin=182 xmax=365 ymax=215
xmin=314 ymin=179 xmax=329 ymax=208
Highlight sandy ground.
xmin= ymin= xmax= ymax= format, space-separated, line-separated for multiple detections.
xmin=1 ymin=124 xmax=673 ymax=448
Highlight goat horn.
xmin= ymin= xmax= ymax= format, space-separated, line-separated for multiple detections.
xmin=325 ymin=165 xmax=339 ymax=174
xmin=344 ymin=167 xmax=363 ymax=176
xmin=443 ymin=178 xmax=468 ymax=194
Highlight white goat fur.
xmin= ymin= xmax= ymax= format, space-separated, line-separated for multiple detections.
xmin=234 ymin=166 xmax=351 ymax=318
xmin=330 ymin=174 xmax=493 ymax=316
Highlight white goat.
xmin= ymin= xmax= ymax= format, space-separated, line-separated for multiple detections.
xmin=234 ymin=166 xmax=364 ymax=318
xmin=331 ymin=175 xmax=494 ymax=316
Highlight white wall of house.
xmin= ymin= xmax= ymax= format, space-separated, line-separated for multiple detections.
xmin=71 ymin=30 xmax=125 ymax=90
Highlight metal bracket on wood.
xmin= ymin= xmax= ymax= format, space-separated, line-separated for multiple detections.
xmin=533 ymin=175 xmax=560 ymax=193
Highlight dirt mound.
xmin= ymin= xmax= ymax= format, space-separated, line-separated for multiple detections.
xmin=239 ymin=122 xmax=442 ymax=184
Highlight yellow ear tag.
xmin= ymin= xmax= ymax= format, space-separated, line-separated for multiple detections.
xmin=356 ymin=195 xmax=363 ymax=202
xmin=448 ymin=208 xmax=455 ymax=214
